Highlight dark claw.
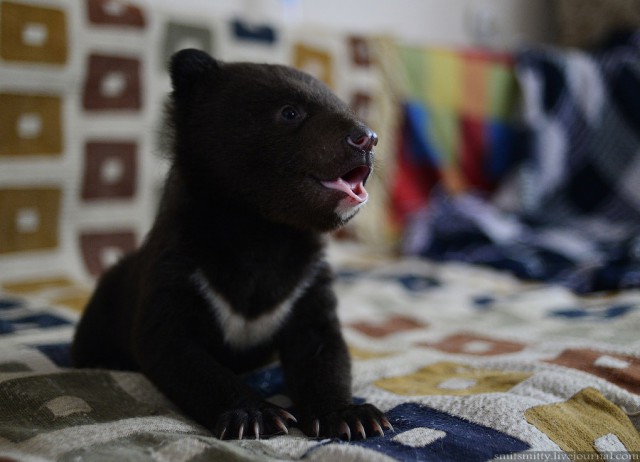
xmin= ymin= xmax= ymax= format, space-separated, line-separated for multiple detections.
xmin=279 ymin=409 xmax=298 ymax=423
xmin=338 ymin=421 xmax=351 ymax=441
xmin=371 ymin=419 xmax=384 ymax=436
xmin=381 ymin=417 xmax=394 ymax=432
xmin=274 ymin=417 xmax=289 ymax=435
xmin=214 ymin=405 xmax=294 ymax=440
xmin=304 ymin=404 xmax=387 ymax=440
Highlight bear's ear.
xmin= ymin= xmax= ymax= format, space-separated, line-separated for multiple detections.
xmin=169 ymin=49 xmax=219 ymax=95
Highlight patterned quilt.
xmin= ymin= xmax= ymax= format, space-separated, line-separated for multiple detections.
xmin=1 ymin=253 xmax=639 ymax=461
xmin=403 ymin=30 xmax=640 ymax=295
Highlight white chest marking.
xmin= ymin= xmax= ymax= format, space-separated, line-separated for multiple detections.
xmin=192 ymin=266 xmax=318 ymax=350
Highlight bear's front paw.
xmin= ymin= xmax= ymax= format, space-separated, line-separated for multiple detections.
xmin=214 ymin=405 xmax=297 ymax=440
xmin=301 ymin=403 xmax=392 ymax=441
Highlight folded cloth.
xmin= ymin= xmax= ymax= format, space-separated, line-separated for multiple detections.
xmin=404 ymin=31 xmax=640 ymax=294
xmin=404 ymin=191 xmax=640 ymax=294
xmin=515 ymin=30 xmax=640 ymax=232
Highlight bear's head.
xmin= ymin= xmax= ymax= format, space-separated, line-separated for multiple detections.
xmin=167 ymin=49 xmax=377 ymax=232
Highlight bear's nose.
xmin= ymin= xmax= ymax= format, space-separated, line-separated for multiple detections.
xmin=347 ymin=127 xmax=378 ymax=152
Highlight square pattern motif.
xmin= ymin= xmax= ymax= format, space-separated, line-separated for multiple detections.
xmin=79 ymin=230 xmax=137 ymax=277
xmin=82 ymin=54 xmax=142 ymax=111
xmin=0 ymin=188 xmax=61 ymax=255
xmin=0 ymin=93 xmax=63 ymax=157
xmin=86 ymin=0 xmax=146 ymax=28
xmin=0 ymin=2 xmax=67 ymax=65
xmin=81 ymin=141 xmax=137 ymax=201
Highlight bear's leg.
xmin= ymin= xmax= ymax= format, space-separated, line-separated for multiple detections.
xmin=72 ymin=256 xmax=137 ymax=370
xmin=278 ymin=280 xmax=392 ymax=440
xmin=133 ymin=290 xmax=296 ymax=439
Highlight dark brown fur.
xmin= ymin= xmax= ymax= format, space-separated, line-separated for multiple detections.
xmin=72 ymin=49 xmax=389 ymax=440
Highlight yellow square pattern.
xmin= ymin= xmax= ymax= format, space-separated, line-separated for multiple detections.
xmin=0 ymin=93 xmax=63 ymax=157
xmin=0 ymin=187 xmax=62 ymax=254
xmin=0 ymin=2 xmax=67 ymax=64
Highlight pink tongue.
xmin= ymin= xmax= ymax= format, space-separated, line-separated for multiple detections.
xmin=321 ymin=177 xmax=368 ymax=203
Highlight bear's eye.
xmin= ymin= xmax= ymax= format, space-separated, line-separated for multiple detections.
xmin=280 ymin=105 xmax=301 ymax=122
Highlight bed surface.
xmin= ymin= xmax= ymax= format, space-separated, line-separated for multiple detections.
xmin=1 ymin=251 xmax=639 ymax=461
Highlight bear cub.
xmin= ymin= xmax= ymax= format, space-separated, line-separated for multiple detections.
xmin=72 ymin=49 xmax=391 ymax=440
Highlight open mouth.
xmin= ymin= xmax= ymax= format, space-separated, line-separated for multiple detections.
xmin=319 ymin=165 xmax=371 ymax=203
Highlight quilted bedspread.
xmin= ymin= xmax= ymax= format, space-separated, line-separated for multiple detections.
xmin=1 ymin=252 xmax=639 ymax=461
